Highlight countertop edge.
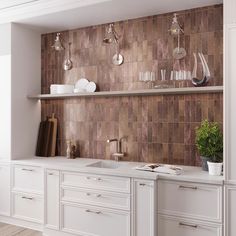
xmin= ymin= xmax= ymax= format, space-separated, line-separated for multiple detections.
xmin=9 ymin=157 xmax=224 ymax=185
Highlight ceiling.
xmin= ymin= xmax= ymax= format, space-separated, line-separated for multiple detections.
xmin=1 ymin=0 xmax=223 ymax=33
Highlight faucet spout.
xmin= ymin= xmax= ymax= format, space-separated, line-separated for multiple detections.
xmin=107 ymin=137 xmax=126 ymax=161
xmin=107 ymin=138 xmax=118 ymax=143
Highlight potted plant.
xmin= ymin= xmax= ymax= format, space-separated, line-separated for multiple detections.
xmin=195 ymin=120 xmax=223 ymax=175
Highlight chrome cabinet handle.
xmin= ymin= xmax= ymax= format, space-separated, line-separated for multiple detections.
xmin=139 ymin=183 xmax=146 ymax=186
xmin=86 ymin=193 xmax=102 ymax=198
xmin=48 ymin=173 xmax=54 ymax=175
xmin=179 ymin=222 xmax=198 ymax=228
xmin=22 ymin=196 xmax=33 ymax=200
xmin=85 ymin=209 xmax=101 ymax=214
xmin=179 ymin=185 xmax=198 ymax=190
xmin=86 ymin=176 xmax=101 ymax=181
xmin=21 ymin=168 xmax=34 ymax=172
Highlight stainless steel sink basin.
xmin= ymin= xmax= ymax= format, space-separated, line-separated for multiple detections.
xmin=86 ymin=161 xmax=121 ymax=169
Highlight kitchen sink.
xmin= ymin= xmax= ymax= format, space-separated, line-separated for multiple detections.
xmin=86 ymin=161 xmax=122 ymax=169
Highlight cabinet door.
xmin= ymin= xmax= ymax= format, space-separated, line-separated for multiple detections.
xmin=158 ymin=214 xmax=222 ymax=236
xmin=132 ymin=179 xmax=156 ymax=236
xmin=61 ymin=203 xmax=130 ymax=236
xmin=0 ymin=164 xmax=10 ymax=216
xmin=45 ymin=169 xmax=60 ymax=230
xmin=225 ymin=186 xmax=236 ymax=236
xmin=225 ymin=24 xmax=236 ymax=182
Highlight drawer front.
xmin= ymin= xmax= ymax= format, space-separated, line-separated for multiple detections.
xmin=13 ymin=165 xmax=43 ymax=194
xmin=62 ymin=186 xmax=130 ymax=210
xmin=12 ymin=192 xmax=43 ymax=223
xmin=61 ymin=203 xmax=130 ymax=236
xmin=158 ymin=180 xmax=222 ymax=222
xmin=61 ymin=172 xmax=130 ymax=193
xmin=158 ymin=215 xmax=222 ymax=236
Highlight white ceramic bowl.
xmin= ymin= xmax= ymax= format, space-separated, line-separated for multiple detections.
xmin=50 ymin=84 xmax=74 ymax=94
xmin=85 ymin=81 xmax=96 ymax=93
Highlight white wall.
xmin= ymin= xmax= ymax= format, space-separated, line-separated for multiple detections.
xmin=224 ymin=0 xmax=236 ymax=24
xmin=0 ymin=24 xmax=12 ymax=159
xmin=11 ymin=23 xmax=41 ymax=159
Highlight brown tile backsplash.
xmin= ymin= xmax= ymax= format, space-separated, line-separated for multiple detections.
xmin=41 ymin=4 xmax=223 ymax=166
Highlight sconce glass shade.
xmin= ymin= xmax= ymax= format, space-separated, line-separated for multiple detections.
xmin=103 ymin=24 xmax=119 ymax=44
xmin=169 ymin=14 xmax=184 ymax=36
xmin=52 ymin=33 xmax=64 ymax=51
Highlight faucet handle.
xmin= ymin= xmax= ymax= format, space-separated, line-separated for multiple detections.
xmin=112 ymin=153 xmax=124 ymax=161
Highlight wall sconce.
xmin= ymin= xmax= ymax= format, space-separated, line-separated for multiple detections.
xmin=103 ymin=23 xmax=124 ymax=66
xmin=169 ymin=14 xmax=186 ymax=60
xmin=51 ymin=33 xmax=64 ymax=51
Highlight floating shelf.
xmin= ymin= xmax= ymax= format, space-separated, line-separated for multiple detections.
xmin=28 ymin=86 xmax=223 ymax=100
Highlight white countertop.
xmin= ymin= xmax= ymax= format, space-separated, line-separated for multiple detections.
xmin=10 ymin=157 xmax=224 ymax=185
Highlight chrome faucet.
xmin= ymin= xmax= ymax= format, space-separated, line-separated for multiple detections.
xmin=107 ymin=138 xmax=125 ymax=161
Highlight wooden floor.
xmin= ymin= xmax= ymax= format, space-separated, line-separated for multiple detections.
xmin=0 ymin=223 xmax=42 ymax=236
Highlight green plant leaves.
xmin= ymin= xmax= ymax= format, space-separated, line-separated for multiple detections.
xmin=195 ymin=120 xmax=223 ymax=162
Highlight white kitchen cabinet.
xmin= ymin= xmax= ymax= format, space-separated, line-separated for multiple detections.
xmin=61 ymin=171 xmax=130 ymax=193
xmin=12 ymin=192 xmax=43 ymax=223
xmin=61 ymin=202 xmax=130 ymax=236
xmin=225 ymin=186 xmax=236 ymax=236
xmin=45 ymin=169 xmax=60 ymax=230
xmin=225 ymin=24 xmax=236 ymax=183
xmin=158 ymin=179 xmax=223 ymax=236
xmin=158 ymin=180 xmax=222 ymax=222
xmin=0 ymin=164 xmax=10 ymax=216
xmin=158 ymin=214 xmax=222 ymax=236
xmin=12 ymin=164 xmax=44 ymax=225
xmin=13 ymin=165 xmax=43 ymax=194
xmin=61 ymin=186 xmax=130 ymax=211
xmin=132 ymin=179 xmax=156 ymax=236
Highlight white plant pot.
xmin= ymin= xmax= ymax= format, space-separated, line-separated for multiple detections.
xmin=207 ymin=162 xmax=223 ymax=176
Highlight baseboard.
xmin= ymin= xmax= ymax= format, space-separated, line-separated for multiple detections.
xmin=0 ymin=215 xmax=43 ymax=232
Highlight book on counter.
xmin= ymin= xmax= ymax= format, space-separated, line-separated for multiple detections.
xmin=135 ymin=163 xmax=183 ymax=175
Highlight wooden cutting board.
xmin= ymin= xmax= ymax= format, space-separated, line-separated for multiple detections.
xmin=35 ymin=120 xmax=46 ymax=156
xmin=36 ymin=118 xmax=54 ymax=157
xmin=36 ymin=120 xmax=53 ymax=157
xmin=48 ymin=113 xmax=58 ymax=157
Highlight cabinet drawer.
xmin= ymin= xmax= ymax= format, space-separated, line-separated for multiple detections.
xmin=62 ymin=186 xmax=130 ymax=211
xmin=61 ymin=172 xmax=130 ymax=193
xmin=158 ymin=180 xmax=222 ymax=222
xmin=158 ymin=215 xmax=222 ymax=236
xmin=61 ymin=202 xmax=130 ymax=236
xmin=12 ymin=192 xmax=43 ymax=223
xmin=13 ymin=165 xmax=43 ymax=194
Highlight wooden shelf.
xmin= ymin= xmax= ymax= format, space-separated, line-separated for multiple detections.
xmin=28 ymin=86 xmax=223 ymax=100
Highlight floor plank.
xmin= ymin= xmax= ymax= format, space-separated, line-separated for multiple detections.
xmin=0 ymin=223 xmax=42 ymax=236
